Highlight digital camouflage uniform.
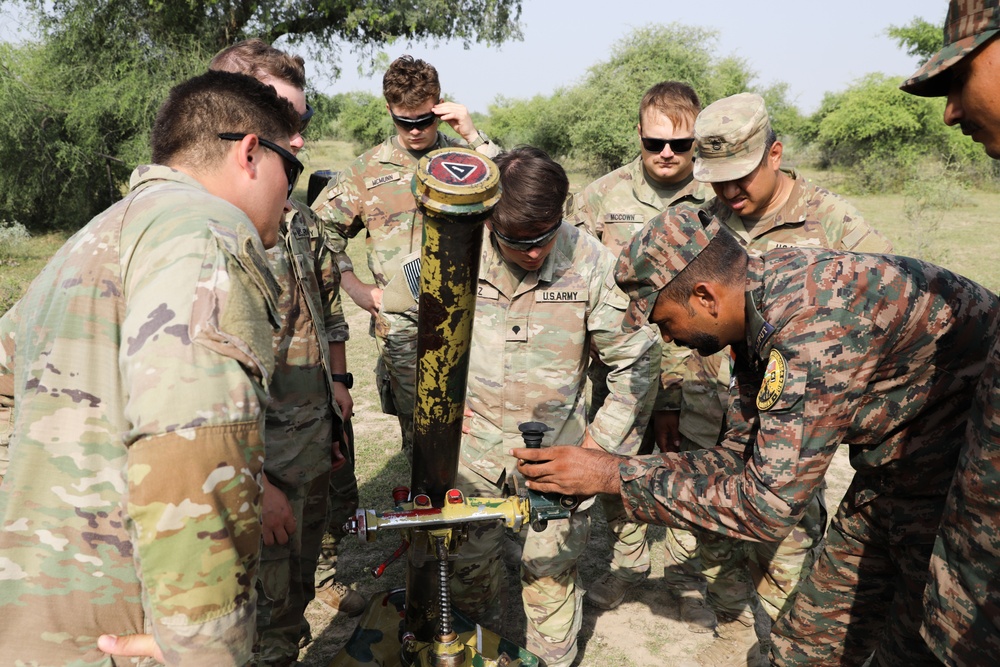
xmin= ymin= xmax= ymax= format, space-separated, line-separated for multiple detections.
xmin=0 ymin=165 xmax=278 ymax=666
xmin=312 ymin=132 xmax=499 ymax=458
xmin=618 ymin=243 xmax=999 ymax=667
xmin=453 ymin=224 xmax=658 ymax=667
xmin=255 ymin=199 xmax=351 ymax=665
xmin=896 ymin=2 xmax=1000 ymax=663
xmin=675 ymin=170 xmax=896 ymax=623
xmin=564 ymin=158 xmax=711 ymax=588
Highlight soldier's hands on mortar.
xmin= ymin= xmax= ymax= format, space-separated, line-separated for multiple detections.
xmin=511 ymin=445 xmax=623 ymax=497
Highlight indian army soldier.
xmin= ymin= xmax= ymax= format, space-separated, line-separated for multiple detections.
xmin=513 ymin=207 xmax=999 ymax=667
xmin=0 ymin=71 xmax=300 ymax=665
xmin=900 ymin=1 xmax=1000 ymax=663
xmin=565 ymin=81 xmax=716 ymax=629
xmin=208 ymin=39 xmax=362 ymax=666
xmin=312 ymin=55 xmax=499 ymax=461
xmin=667 ymin=91 xmax=896 ymax=665
xmin=453 ymin=146 xmax=658 ymax=667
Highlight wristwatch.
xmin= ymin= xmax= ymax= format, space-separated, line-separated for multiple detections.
xmin=331 ymin=373 xmax=354 ymax=389
xmin=468 ymin=130 xmax=489 ymax=149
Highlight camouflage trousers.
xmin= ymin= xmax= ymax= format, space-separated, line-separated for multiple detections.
xmin=451 ymin=463 xmax=591 ymax=667
xmin=374 ymin=331 xmax=416 ymax=461
xmin=254 ymin=472 xmax=331 ymax=665
xmin=920 ymin=336 xmax=1000 ymax=667
xmin=770 ymin=480 xmax=945 ymax=667
xmin=604 ymin=434 xmax=826 ymax=621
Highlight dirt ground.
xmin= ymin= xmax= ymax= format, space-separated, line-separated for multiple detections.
xmin=297 ymin=436 xmax=856 ymax=667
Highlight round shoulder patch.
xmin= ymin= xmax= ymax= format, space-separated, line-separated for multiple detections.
xmin=756 ymin=349 xmax=787 ymax=411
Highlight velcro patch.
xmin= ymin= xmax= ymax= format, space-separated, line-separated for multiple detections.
xmin=756 ymin=349 xmax=787 ymax=411
xmin=535 ymin=289 xmax=586 ymax=303
xmin=603 ymin=212 xmax=644 ymax=224
xmin=477 ymin=284 xmax=500 ymax=300
xmin=366 ymin=173 xmax=401 ymax=189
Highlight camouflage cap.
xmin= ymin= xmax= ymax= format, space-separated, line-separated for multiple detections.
xmin=693 ymin=93 xmax=770 ymax=183
xmin=615 ymin=206 xmax=724 ymax=330
xmin=901 ymin=0 xmax=1000 ymax=97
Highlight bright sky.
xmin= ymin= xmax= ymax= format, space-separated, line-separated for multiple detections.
xmin=314 ymin=0 xmax=949 ymax=115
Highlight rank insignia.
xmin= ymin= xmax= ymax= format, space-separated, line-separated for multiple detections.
xmin=756 ymin=349 xmax=787 ymax=411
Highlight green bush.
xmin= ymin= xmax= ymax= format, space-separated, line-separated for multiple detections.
xmin=333 ymin=91 xmax=394 ymax=150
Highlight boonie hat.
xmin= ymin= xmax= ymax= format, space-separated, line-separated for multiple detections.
xmin=901 ymin=0 xmax=1000 ymax=97
xmin=616 ymin=207 xmax=725 ymax=330
xmin=693 ymin=93 xmax=771 ymax=183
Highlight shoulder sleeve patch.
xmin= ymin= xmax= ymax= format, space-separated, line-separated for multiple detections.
xmin=756 ymin=349 xmax=787 ymax=411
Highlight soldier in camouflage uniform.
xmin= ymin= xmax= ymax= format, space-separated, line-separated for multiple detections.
xmin=312 ymin=55 xmax=499 ymax=461
xmin=514 ymin=206 xmax=999 ymax=667
xmin=565 ymin=81 xmax=716 ymax=628
xmin=668 ymin=92 xmax=896 ymax=665
xmin=0 ymin=71 xmax=300 ymax=665
xmin=901 ymin=2 xmax=1000 ymax=663
xmin=209 ymin=40 xmax=362 ymax=666
xmin=452 ymin=147 xmax=658 ymax=667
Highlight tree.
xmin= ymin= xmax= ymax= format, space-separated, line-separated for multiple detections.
xmin=887 ymin=18 xmax=944 ymax=65
xmin=0 ymin=0 xmax=523 ymax=229
xmin=10 ymin=0 xmax=523 ymax=73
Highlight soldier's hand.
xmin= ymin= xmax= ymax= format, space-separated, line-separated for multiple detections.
xmin=98 ymin=633 xmax=165 ymax=662
xmin=511 ymin=445 xmax=622 ymax=497
xmin=331 ymin=437 xmax=347 ymax=471
xmin=342 ymin=271 xmax=382 ymax=317
xmin=334 ymin=383 xmax=354 ymax=422
xmin=432 ymin=101 xmax=477 ymax=145
xmin=654 ymin=410 xmax=681 ymax=453
xmin=462 ymin=407 xmax=474 ymax=434
xmin=261 ymin=475 xmax=296 ymax=546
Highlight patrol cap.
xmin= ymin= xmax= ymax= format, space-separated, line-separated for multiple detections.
xmin=615 ymin=206 xmax=724 ymax=329
xmin=693 ymin=92 xmax=770 ymax=183
xmin=901 ymin=0 xmax=1000 ymax=97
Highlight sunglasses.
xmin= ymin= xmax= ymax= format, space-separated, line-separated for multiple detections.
xmin=492 ymin=219 xmax=562 ymax=251
xmin=640 ymin=136 xmax=696 ymax=154
xmin=299 ymin=102 xmax=314 ymax=133
xmin=218 ymin=132 xmax=304 ymax=198
xmin=390 ymin=111 xmax=439 ymax=131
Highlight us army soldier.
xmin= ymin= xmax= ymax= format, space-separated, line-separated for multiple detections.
xmin=0 ymin=71 xmax=300 ymax=665
xmin=208 ymin=39 xmax=362 ymax=665
xmin=515 ymin=208 xmax=997 ymax=667
xmin=565 ymin=81 xmax=716 ymax=629
xmin=312 ymin=55 xmax=499 ymax=460
xmin=901 ymin=1 xmax=1000 ymax=663
xmin=454 ymin=147 xmax=658 ymax=667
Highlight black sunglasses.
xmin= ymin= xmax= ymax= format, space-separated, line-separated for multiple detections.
xmin=640 ymin=136 xmax=696 ymax=154
xmin=299 ymin=102 xmax=314 ymax=133
xmin=492 ymin=219 xmax=562 ymax=251
xmin=390 ymin=111 xmax=438 ymax=131
xmin=218 ymin=132 xmax=304 ymax=198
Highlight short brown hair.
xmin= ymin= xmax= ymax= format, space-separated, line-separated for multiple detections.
xmin=639 ymin=81 xmax=701 ymax=129
xmin=491 ymin=146 xmax=569 ymax=237
xmin=151 ymin=70 xmax=299 ymax=170
xmin=383 ymin=55 xmax=440 ymax=109
xmin=209 ymin=38 xmax=306 ymax=90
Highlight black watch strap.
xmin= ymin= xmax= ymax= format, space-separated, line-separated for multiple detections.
xmin=331 ymin=372 xmax=354 ymax=389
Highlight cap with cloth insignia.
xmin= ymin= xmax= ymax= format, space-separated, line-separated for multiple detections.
xmin=693 ymin=92 xmax=770 ymax=183
xmin=615 ymin=206 xmax=725 ymax=330
xmin=901 ymin=0 xmax=1000 ymax=97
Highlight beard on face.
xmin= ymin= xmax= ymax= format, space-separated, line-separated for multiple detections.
xmin=680 ymin=331 xmax=724 ymax=357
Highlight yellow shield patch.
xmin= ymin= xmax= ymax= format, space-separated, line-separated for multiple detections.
xmin=756 ymin=349 xmax=787 ymax=411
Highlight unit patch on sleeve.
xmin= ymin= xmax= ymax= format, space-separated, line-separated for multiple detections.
xmin=756 ymin=348 xmax=787 ymax=411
